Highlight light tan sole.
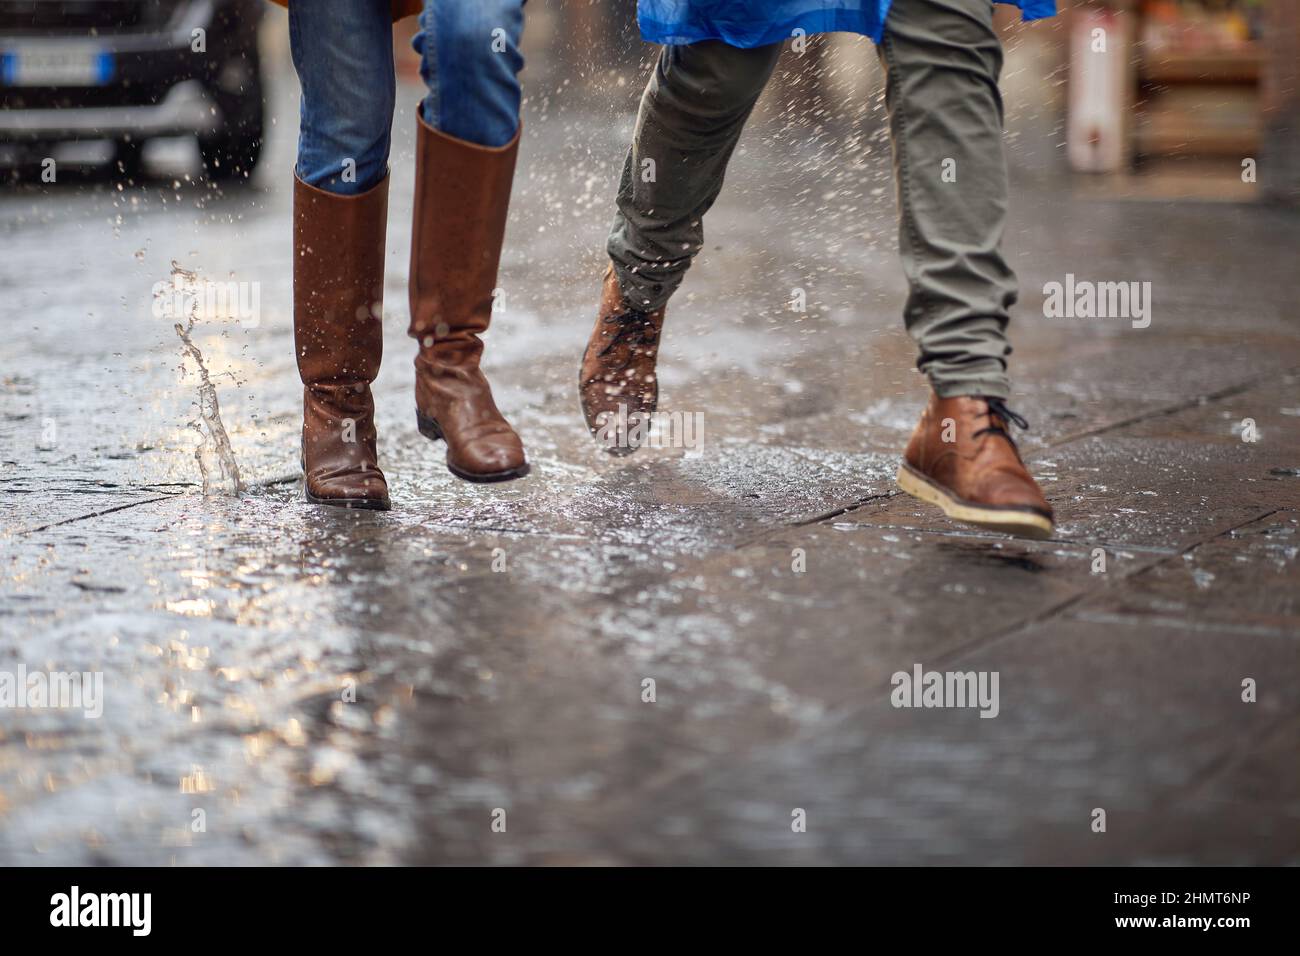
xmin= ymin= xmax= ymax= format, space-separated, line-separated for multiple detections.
xmin=896 ymin=464 xmax=1054 ymax=540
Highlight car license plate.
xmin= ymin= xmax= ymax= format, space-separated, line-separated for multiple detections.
xmin=2 ymin=47 xmax=113 ymax=87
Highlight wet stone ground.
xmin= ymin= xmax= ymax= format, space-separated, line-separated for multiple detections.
xmin=2 ymin=46 xmax=1299 ymax=865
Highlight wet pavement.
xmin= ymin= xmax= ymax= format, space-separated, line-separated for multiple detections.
xmin=2 ymin=20 xmax=1299 ymax=865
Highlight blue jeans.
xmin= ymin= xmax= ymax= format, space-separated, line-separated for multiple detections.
xmin=289 ymin=0 xmax=526 ymax=195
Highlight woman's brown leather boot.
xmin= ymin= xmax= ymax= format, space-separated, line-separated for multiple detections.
xmin=408 ymin=115 xmax=528 ymax=483
xmin=294 ymin=173 xmax=391 ymax=510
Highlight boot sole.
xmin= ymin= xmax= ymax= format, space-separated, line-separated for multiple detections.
xmin=896 ymin=463 xmax=1054 ymax=540
xmin=303 ymin=487 xmax=391 ymax=511
xmin=416 ymin=410 xmax=530 ymax=483
xmin=300 ymin=447 xmax=391 ymax=511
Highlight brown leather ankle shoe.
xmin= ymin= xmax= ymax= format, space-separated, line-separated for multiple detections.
xmin=897 ymin=393 xmax=1054 ymax=539
xmin=294 ymin=173 xmax=390 ymax=511
xmin=579 ymin=265 xmax=666 ymax=456
xmin=408 ymin=115 xmax=528 ymax=483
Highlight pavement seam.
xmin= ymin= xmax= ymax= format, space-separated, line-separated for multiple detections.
xmin=14 ymin=493 xmax=181 ymax=536
xmin=1043 ymin=367 xmax=1299 ymax=448
xmin=10 ymin=473 xmax=305 ymax=537
xmin=1069 ymin=609 xmax=1298 ymax=639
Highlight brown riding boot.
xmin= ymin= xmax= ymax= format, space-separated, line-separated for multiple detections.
xmin=897 ymin=393 xmax=1054 ymax=539
xmin=578 ymin=264 xmax=666 ymax=456
xmin=408 ymin=115 xmax=528 ymax=483
xmin=294 ymin=173 xmax=390 ymax=511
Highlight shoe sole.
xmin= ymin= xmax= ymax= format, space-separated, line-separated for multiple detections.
xmin=896 ymin=463 xmax=1053 ymax=540
xmin=416 ymin=410 xmax=530 ymax=483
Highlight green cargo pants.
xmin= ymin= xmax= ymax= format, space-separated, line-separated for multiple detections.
xmin=606 ymin=0 xmax=1018 ymax=399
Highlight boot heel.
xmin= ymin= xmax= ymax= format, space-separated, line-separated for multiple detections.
xmin=416 ymin=409 xmax=443 ymax=442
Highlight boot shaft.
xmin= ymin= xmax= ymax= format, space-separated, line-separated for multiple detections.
xmin=408 ymin=115 xmax=520 ymax=355
xmin=293 ymin=173 xmax=389 ymax=388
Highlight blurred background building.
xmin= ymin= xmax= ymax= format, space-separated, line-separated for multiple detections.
xmin=3 ymin=1 xmax=1296 ymax=204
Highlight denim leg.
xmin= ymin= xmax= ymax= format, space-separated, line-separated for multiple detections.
xmin=290 ymin=0 xmax=395 ymax=195
xmin=412 ymin=0 xmax=526 ymax=147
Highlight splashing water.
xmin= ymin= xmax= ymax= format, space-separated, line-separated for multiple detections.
xmin=161 ymin=262 xmax=243 ymax=496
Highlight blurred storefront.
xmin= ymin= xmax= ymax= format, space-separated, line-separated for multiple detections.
xmin=1063 ymin=0 xmax=1298 ymax=203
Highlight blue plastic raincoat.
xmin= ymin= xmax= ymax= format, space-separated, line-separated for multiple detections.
xmin=638 ymin=0 xmax=1058 ymax=47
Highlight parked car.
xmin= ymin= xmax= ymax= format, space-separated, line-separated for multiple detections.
xmin=0 ymin=0 xmax=265 ymax=180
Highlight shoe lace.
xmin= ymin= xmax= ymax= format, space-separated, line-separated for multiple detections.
xmin=973 ymin=397 xmax=1030 ymax=445
xmin=598 ymin=307 xmax=659 ymax=371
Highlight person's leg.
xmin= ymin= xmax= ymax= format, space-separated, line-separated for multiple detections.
xmin=406 ymin=0 xmax=530 ymax=482
xmin=607 ymin=41 xmax=783 ymax=312
xmin=581 ymin=40 xmax=781 ymax=453
xmin=290 ymin=0 xmax=395 ymax=194
xmin=412 ymin=0 xmax=524 ymax=147
xmin=289 ymin=0 xmax=396 ymax=509
xmin=877 ymin=0 xmax=1016 ymax=399
xmin=881 ymin=0 xmax=1052 ymax=538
